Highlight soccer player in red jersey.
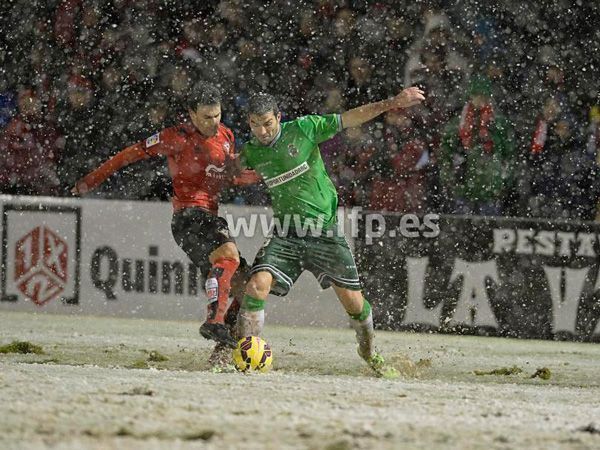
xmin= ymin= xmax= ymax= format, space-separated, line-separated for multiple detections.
xmin=72 ymin=83 xmax=258 ymax=350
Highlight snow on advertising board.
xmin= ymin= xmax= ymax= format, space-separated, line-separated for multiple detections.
xmin=0 ymin=195 xmax=346 ymax=327
xmin=356 ymin=214 xmax=600 ymax=342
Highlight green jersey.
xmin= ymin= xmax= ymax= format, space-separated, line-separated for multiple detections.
xmin=240 ymin=114 xmax=343 ymax=230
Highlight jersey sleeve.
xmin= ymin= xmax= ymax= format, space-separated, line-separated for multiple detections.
xmin=297 ymin=114 xmax=343 ymax=144
xmin=142 ymin=127 xmax=182 ymax=157
xmin=75 ymin=143 xmax=149 ymax=193
xmin=74 ymin=127 xmax=183 ymax=194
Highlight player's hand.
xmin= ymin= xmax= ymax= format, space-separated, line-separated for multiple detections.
xmin=233 ymin=169 xmax=261 ymax=186
xmin=224 ymin=153 xmax=242 ymax=179
xmin=391 ymin=87 xmax=425 ymax=109
xmin=71 ymin=181 xmax=89 ymax=195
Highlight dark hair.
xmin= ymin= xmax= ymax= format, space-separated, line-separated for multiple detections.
xmin=247 ymin=92 xmax=279 ymax=116
xmin=185 ymin=82 xmax=221 ymax=110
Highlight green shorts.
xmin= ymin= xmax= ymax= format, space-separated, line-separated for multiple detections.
xmin=250 ymin=233 xmax=362 ymax=296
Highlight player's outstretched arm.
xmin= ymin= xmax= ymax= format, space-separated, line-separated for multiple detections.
xmin=340 ymin=87 xmax=425 ymax=129
xmin=71 ymin=144 xmax=150 ymax=195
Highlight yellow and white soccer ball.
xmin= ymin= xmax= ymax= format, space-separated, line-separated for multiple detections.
xmin=232 ymin=336 xmax=273 ymax=373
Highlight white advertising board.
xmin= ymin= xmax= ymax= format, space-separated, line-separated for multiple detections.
xmin=0 ymin=195 xmax=348 ymax=328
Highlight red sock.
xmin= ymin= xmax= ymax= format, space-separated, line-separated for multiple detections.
xmin=205 ymin=258 xmax=239 ymax=324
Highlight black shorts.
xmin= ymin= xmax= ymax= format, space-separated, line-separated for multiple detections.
xmin=171 ymin=207 xmax=237 ymax=279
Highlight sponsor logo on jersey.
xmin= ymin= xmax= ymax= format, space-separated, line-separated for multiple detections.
xmin=264 ymin=162 xmax=309 ymax=188
xmin=145 ymin=133 xmax=160 ymax=148
xmin=205 ymin=164 xmax=227 ymax=179
xmin=288 ymin=143 xmax=299 ymax=157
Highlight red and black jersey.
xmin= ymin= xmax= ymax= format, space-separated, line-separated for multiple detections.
xmin=76 ymin=122 xmax=258 ymax=213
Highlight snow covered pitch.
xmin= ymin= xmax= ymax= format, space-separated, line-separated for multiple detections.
xmin=1 ymin=312 xmax=599 ymax=450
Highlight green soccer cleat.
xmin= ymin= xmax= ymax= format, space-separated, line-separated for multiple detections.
xmin=358 ymin=349 xmax=400 ymax=379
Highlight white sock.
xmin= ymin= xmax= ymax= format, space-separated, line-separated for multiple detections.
xmin=237 ymin=309 xmax=265 ymax=337
xmin=350 ymin=310 xmax=375 ymax=360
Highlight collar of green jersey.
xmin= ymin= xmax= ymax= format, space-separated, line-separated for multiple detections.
xmin=267 ymin=125 xmax=282 ymax=148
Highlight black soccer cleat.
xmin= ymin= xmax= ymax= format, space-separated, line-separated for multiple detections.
xmin=199 ymin=322 xmax=238 ymax=349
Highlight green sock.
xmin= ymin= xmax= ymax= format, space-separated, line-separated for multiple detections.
xmin=242 ymin=294 xmax=265 ymax=312
xmin=349 ymin=299 xmax=371 ymax=322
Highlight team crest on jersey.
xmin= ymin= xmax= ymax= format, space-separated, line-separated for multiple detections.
xmin=288 ymin=143 xmax=299 ymax=157
xmin=223 ymin=142 xmax=231 ymax=152
xmin=145 ymin=133 xmax=160 ymax=148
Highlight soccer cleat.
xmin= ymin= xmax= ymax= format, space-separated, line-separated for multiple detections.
xmin=199 ymin=322 xmax=238 ymax=349
xmin=358 ymin=348 xmax=399 ymax=379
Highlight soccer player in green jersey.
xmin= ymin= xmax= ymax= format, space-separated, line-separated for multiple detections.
xmin=237 ymin=87 xmax=425 ymax=377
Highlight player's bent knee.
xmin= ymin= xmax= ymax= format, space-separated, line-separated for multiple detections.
xmin=246 ymin=271 xmax=272 ymax=298
xmin=210 ymin=243 xmax=240 ymax=263
xmin=333 ymin=284 xmax=363 ymax=302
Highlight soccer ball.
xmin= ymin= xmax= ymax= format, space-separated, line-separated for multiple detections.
xmin=232 ymin=336 xmax=273 ymax=373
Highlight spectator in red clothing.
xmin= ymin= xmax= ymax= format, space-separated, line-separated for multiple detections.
xmin=53 ymin=0 xmax=82 ymax=49
xmin=0 ymin=88 xmax=64 ymax=195
xmin=527 ymin=95 xmax=592 ymax=219
xmin=369 ymin=109 xmax=428 ymax=213
xmin=335 ymin=126 xmax=380 ymax=207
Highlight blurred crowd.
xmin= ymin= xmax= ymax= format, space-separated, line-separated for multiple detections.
xmin=1 ymin=0 xmax=599 ymax=220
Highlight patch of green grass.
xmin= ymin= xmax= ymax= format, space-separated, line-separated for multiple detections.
xmin=128 ymin=360 xmax=149 ymax=369
xmin=119 ymin=386 xmax=154 ymax=396
xmin=474 ymin=366 xmax=523 ymax=376
xmin=20 ymin=358 xmax=59 ymax=364
xmin=577 ymin=423 xmax=600 ymax=434
xmin=0 ymin=341 xmax=44 ymax=355
xmin=530 ymin=367 xmax=552 ymax=380
xmin=82 ymin=429 xmax=99 ymax=437
xmin=115 ymin=426 xmax=135 ymax=437
xmin=183 ymin=429 xmax=216 ymax=441
xmin=147 ymin=350 xmax=169 ymax=362
xmin=324 ymin=440 xmax=352 ymax=450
